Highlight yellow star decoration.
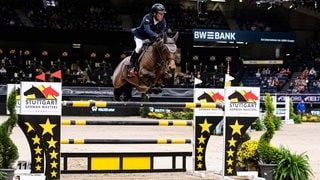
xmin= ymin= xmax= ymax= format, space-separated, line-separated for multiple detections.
xmin=197 ymin=146 xmax=204 ymax=153
xmin=197 ymin=162 xmax=203 ymax=169
xmin=227 ymin=148 xmax=234 ymax=157
xmin=35 ymin=164 xmax=42 ymax=171
xmin=228 ymin=137 xmax=237 ymax=147
xmin=227 ymin=166 xmax=233 ymax=174
xmin=34 ymin=146 xmax=42 ymax=155
xmin=47 ymin=137 xmax=58 ymax=148
xmin=197 ymin=154 xmax=203 ymax=161
xmin=35 ymin=155 xmax=42 ymax=163
xmin=199 ymin=118 xmax=212 ymax=133
xmin=40 ymin=118 xmax=56 ymax=135
xmin=230 ymin=119 xmax=244 ymax=135
xmin=197 ymin=135 xmax=206 ymax=144
xmin=50 ymin=149 xmax=58 ymax=159
xmin=227 ymin=158 xmax=233 ymax=165
xmin=51 ymin=160 xmax=58 ymax=168
xmin=25 ymin=122 xmax=35 ymax=132
xmin=32 ymin=135 xmax=41 ymax=145
xmin=51 ymin=170 xmax=57 ymax=177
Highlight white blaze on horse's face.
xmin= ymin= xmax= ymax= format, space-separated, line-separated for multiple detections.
xmin=167 ymin=51 xmax=176 ymax=70
xmin=164 ymin=32 xmax=179 ymax=71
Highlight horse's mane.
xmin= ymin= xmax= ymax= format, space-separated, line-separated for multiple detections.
xmin=150 ymin=41 xmax=166 ymax=61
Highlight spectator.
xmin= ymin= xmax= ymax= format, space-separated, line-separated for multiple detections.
xmin=255 ymin=68 xmax=261 ymax=78
xmin=297 ymin=100 xmax=306 ymax=114
xmin=309 ymin=67 xmax=317 ymax=78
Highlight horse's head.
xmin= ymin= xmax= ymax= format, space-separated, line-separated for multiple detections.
xmin=162 ymin=32 xmax=178 ymax=73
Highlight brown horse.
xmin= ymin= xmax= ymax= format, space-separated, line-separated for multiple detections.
xmin=112 ymin=32 xmax=178 ymax=101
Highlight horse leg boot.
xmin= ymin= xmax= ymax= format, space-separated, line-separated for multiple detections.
xmin=127 ymin=51 xmax=138 ymax=78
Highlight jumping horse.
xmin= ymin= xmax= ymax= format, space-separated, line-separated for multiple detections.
xmin=112 ymin=32 xmax=178 ymax=101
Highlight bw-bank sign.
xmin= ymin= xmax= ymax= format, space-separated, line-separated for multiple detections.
xmin=194 ymin=30 xmax=236 ymax=41
xmin=193 ymin=29 xmax=295 ymax=43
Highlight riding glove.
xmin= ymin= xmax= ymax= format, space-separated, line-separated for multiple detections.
xmin=154 ymin=34 xmax=162 ymax=42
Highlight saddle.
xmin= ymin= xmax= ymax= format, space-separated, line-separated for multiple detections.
xmin=133 ymin=39 xmax=153 ymax=72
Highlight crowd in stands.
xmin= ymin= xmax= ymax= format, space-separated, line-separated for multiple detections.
xmin=0 ymin=51 xmax=116 ymax=86
xmin=240 ymin=66 xmax=290 ymax=93
xmin=1 ymin=0 xmax=295 ymax=33
xmin=289 ymin=66 xmax=320 ymax=93
xmin=240 ymin=62 xmax=320 ymax=94
xmin=0 ymin=50 xmax=229 ymax=89
xmin=24 ymin=0 xmax=123 ymax=31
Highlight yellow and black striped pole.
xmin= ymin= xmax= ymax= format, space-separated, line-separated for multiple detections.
xmin=62 ymin=119 xmax=193 ymax=126
xmin=62 ymin=101 xmax=224 ymax=110
xmin=61 ymin=138 xmax=192 ymax=144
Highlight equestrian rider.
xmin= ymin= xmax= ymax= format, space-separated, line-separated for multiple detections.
xmin=127 ymin=3 xmax=167 ymax=77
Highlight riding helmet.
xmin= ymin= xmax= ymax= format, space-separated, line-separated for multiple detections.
xmin=151 ymin=3 xmax=166 ymax=13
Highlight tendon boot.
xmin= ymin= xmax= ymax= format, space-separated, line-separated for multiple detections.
xmin=127 ymin=51 xmax=138 ymax=78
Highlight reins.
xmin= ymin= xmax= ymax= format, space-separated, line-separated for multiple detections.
xmin=144 ymin=41 xmax=175 ymax=70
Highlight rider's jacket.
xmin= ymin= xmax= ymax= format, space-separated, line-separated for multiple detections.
xmin=131 ymin=13 xmax=166 ymax=40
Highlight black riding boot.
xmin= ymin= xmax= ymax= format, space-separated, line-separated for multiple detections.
xmin=128 ymin=51 xmax=138 ymax=77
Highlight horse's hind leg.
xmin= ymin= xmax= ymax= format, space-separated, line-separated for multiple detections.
xmin=113 ymin=88 xmax=122 ymax=101
xmin=113 ymin=83 xmax=133 ymax=101
xmin=123 ymin=84 xmax=133 ymax=101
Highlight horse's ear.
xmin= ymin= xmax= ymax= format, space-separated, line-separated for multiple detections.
xmin=163 ymin=33 xmax=167 ymax=43
xmin=172 ymin=32 xmax=179 ymax=42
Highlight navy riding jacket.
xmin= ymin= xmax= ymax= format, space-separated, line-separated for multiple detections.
xmin=131 ymin=13 xmax=166 ymax=40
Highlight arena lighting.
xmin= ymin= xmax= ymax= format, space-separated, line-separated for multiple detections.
xmin=197 ymin=0 xmax=208 ymax=21
xmin=43 ymin=0 xmax=56 ymax=9
xmin=289 ymin=1 xmax=298 ymax=9
xmin=72 ymin=43 xmax=81 ymax=49
xmin=256 ymin=0 xmax=308 ymax=9
xmin=267 ymin=3 xmax=275 ymax=10
xmin=290 ymin=1 xmax=298 ymax=8
xmin=191 ymin=0 xmax=225 ymax=2
xmin=197 ymin=0 xmax=208 ymax=14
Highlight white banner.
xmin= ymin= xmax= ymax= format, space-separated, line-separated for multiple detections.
xmin=224 ymin=87 xmax=260 ymax=117
xmin=194 ymin=88 xmax=224 ymax=116
xmin=20 ymin=82 xmax=62 ymax=115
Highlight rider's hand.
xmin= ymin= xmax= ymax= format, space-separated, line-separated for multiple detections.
xmin=154 ymin=34 xmax=162 ymax=42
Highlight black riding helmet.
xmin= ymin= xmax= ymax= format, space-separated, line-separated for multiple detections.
xmin=151 ymin=3 xmax=166 ymax=13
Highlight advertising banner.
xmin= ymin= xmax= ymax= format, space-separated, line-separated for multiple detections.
xmin=193 ymin=29 xmax=295 ymax=44
xmin=20 ymin=82 xmax=62 ymax=115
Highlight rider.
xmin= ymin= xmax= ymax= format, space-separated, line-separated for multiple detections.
xmin=127 ymin=3 xmax=167 ymax=77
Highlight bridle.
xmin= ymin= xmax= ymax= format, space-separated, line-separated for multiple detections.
xmin=145 ymin=40 xmax=177 ymax=70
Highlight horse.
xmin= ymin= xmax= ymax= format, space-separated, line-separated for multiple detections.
xmin=23 ymin=85 xmax=46 ymax=98
xmin=112 ymin=32 xmax=178 ymax=101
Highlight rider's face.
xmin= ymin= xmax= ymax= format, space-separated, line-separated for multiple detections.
xmin=154 ymin=12 xmax=164 ymax=21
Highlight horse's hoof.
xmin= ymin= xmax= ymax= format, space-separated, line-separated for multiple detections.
xmin=148 ymin=87 xmax=162 ymax=94
xmin=113 ymin=97 xmax=121 ymax=101
xmin=155 ymin=88 xmax=163 ymax=94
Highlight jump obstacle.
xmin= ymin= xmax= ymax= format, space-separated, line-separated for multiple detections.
xmin=18 ymin=85 xmax=259 ymax=179
xmin=60 ymin=118 xmax=193 ymax=174
xmin=62 ymin=100 xmax=223 ymax=109
xmin=57 ymin=101 xmax=225 ymax=174
xmin=18 ymin=100 xmax=206 ymax=177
